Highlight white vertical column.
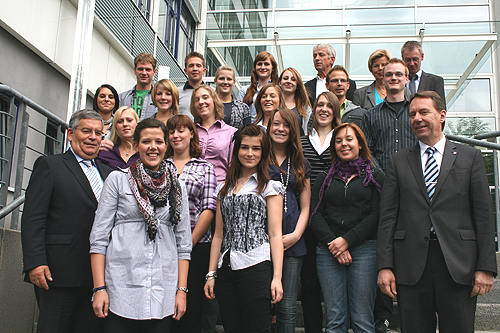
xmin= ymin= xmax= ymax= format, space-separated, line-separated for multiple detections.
xmin=66 ymin=0 xmax=96 ymax=123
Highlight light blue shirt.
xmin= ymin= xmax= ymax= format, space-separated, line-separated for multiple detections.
xmin=90 ymin=169 xmax=192 ymax=320
xmin=69 ymin=146 xmax=104 ymax=189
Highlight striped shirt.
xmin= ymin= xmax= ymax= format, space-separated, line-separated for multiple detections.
xmin=360 ymin=98 xmax=418 ymax=172
xmin=166 ymin=158 xmax=217 ymax=243
xmin=301 ymin=135 xmax=332 ymax=186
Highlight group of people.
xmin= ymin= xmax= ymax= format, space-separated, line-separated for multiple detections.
xmin=20 ymin=39 xmax=497 ymax=333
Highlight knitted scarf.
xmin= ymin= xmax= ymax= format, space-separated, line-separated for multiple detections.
xmin=309 ymin=156 xmax=381 ymax=225
xmin=127 ymin=159 xmax=182 ymax=241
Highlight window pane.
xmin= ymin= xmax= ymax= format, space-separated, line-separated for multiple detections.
xmin=418 ymin=6 xmax=490 ymax=34
xmin=423 ymin=41 xmax=486 ymax=75
xmin=447 ymin=79 xmax=491 ymax=113
xmin=346 ymin=8 xmax=415 ymax=36
xmin=444 ymin=117 xmax=495 ymax=137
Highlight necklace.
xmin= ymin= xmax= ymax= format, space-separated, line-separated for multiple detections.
xmin=279 ymin=157 xmax=290 ymax=213
xmin=120 ymin=145 xmax=134 ymax=156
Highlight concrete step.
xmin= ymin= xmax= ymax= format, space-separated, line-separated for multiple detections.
xmin=215 ymin=253 xmax=500 ymax=332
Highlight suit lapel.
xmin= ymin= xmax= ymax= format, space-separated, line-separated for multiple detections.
xmin=367 ymin=83 xmax=376 ymax=109
xmin=406 ymin=144 xmax=430 ymax=204
xmin=63 ymin=150 xmax=98 ymax=205
xmin=432 ymin=140 xmax=457 ymax=200
xmin=418 ymin=71 xmax=429 ymax=92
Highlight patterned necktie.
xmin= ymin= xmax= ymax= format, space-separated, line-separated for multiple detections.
xmin=409 ymin=74 xmax=418 ymax=94
xmin=82 ymin=160 xmax=102 ymax=201
xmin=424 ymin=147 xmax=439 ymax=201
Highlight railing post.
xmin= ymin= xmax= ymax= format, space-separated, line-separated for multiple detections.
xmin=495 ymin=147 xmax=500 ymax=252
xmin=0 ymin=97 xmax=16 ymax=212
xmin=10 ymin=104 xmax=29 ymax=230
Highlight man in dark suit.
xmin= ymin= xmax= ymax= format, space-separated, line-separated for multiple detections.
xmin=21 ymin=109 xmax=112 ymax=333
xmin=402 ymin=41 xmax=446 ymax=108
xmin=305 ymin=43 xmax=356 ymax=107
xmin=377 ymin=91 xmax=497 ymax=333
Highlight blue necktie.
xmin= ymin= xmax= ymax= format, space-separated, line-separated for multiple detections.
xmin=81 ymin=160 xmax=102 ymax=201
xmin=424 ymin=147 xmax=438 ymax=235
xmin=424 ymin=147 xmax=439 ymax=200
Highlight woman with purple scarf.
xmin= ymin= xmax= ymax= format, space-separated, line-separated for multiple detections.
xmin=310 ymin=123 xmax=384 ymax=333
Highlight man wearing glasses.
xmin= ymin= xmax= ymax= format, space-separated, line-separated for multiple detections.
xmin=401 ymin=41 xmax=446 ymax=109
xmin=21 ymin=109 xmax=112 ymax=333
xmin=361 ymin=58 xmax=418 ymax=172
xmin=326 ymin=65 xmax=367 ymax=126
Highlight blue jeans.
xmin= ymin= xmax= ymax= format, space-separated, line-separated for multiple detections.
xmin=276 ymin=255 xmax=304 ymax=333
xmin=316 ymin=240 xmax=377 ymax=333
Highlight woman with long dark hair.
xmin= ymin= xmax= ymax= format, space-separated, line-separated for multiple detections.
xmin=254 ymin=83 xmax=285 ymax=131
xmin=165 ymin=115 xmax=217 ymax=333
xmin=267 ymin=108 xmax=311 ymax=332
xmin=299 ymin=91 xmax=341 ymax=333
xmin=310 ymin=123 xmax=384 ymax=333
xmin=204 ymin=124 xmax=284 ymax=333
xmin=278 ymin=68 xmax=311 ymax=136
xmin=238 ymin=51 xmax=279 ymax=121
xmin=93 ymin=84 xmax=120 ymax=139
xmin=90 ymin=118 xmax=192 ymax=332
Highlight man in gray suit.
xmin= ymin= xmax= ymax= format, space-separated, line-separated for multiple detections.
xmin=377 ymin=91 xmax=497 ymax=333
xmin=401 ymin=41 xmax=446 ymax=108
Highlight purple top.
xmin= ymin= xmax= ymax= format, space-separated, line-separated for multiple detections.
xmin=196 ymin=120 xmax=237 ymax=184
xmin=166 ymin=158 xmax=217 ymax=243
xmin=96 ymin=145 xmax=139 ymax=170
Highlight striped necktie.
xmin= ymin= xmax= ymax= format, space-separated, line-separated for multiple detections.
xmin=81 ymin=160 xmax=102 ymax=201
xmin=409 ymin=74 xmax=418 ymax=94
xmin=424 ymin=146 xmax=439 ymax=201
xmin=424 ymin=147 xmax=438 ymax=235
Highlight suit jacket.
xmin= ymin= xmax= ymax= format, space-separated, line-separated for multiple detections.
xmin=21 ymin=149 xmax=112 ymax=288
xmin=377 ymin=140 xmax=497 ymax=286
xmin=418 ymin=71 xmax=446 ymax=108
xmin=305 ymin=76 xmax=356 ymax=108
xmin=353 ymin=81 xmax=412 ymax=111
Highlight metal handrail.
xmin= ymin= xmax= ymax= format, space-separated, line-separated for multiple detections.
xmin=0 ymin=84 xmax=67 ymax=230
xmin=0 ymin=85 xmax=69 ymax=128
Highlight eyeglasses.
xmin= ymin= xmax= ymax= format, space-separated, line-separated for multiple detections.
xmin=404 ymin=58 xmax=421 ymax=64
xmin=330 ymin=79 xmax=348 ymax=84
xmin=384 ymin=72 xmax=405 ymax=78
xmin=76 ymin=127 xmax=104 ymax=137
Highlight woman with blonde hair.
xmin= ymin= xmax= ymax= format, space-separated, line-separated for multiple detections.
xmin=352 ymin=49 xmax=393 ymax=110
xmin=97 ymin=106 xmax=140 ymax=170
xmin=238 ymin=51 xmax=279 ymax=121
xmin=214 ymin=65 xmax=251 ymax=129
xmin=151 ymin=79 xmax=179 ymax=124
xmin=279 ymin=68 xmax=312 ymax=136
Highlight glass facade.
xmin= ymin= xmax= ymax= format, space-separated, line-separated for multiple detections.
xmin=201 ymin=0 xmax=498 ymax=133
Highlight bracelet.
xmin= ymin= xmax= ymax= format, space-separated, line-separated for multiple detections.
xmin=205 ymin=271 xmax=217 ymax=281
xmin=92 ymin=286 xmax=106 ymax=293
xmin=206 ymin=276 xmax=215 ymax=282
xmin=177 ymin=287 xmax=188 ymax=293
xmin=90 ymin=286 xmax=106 ymax=302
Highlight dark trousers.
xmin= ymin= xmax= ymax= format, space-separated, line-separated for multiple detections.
xmin=216 ymin=259 xmax=273 ymax=333
xmin=397 ymin=240 xmax=477 ymax=333
xmin=35 ymin=286 xmax=104 ymax=333
xmin=374 ymin=287 xmax=393 ymax=322
xmin=171 ymin=242 xmax=218 ymax=333
xmin=105 ymin=311 xmax=171 ymax=333
xmin=300 ymin=228 xmax=323 ymax=333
